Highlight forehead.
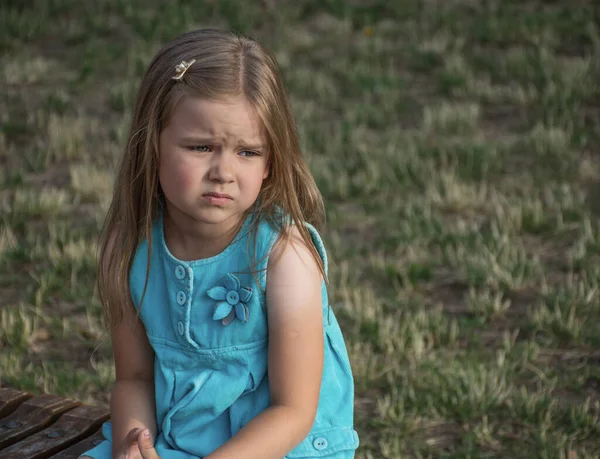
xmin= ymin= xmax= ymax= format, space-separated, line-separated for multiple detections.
xmin=167 ymin=94 xmax=265 ymax=143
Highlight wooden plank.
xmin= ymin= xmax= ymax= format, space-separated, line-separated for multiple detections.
xmin=0 ymin=394 xmax=80 ymax=450
xmin=0 ymin=388 xmax=33 ymax=419
xmin=1 ymin=404 xmax=110 ymax=459
xmin=48 ymin=428 xmax=106 ymax=459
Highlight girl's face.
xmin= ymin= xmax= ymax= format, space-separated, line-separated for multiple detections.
xmin=158 ymin=95 xmax=269 ymax=231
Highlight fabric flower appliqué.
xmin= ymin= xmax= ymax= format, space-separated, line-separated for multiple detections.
xmin=207 ymin=273 xmax=253 ymax=326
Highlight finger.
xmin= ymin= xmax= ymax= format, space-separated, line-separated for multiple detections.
xmin=120 ymin=428 xmax=142 ymax=456
xmin=124 ymin=442 xmax=143 ymax=459
xmin=137 ymin=429 xmax=160 ymax=459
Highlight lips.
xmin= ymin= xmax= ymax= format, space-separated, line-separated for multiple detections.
xmin=203 ymin=192 xmax=232 ymax=199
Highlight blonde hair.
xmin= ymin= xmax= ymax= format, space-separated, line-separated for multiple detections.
xmin=98 ymin=28 xmax=325 ymax=331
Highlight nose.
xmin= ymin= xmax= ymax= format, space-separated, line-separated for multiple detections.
xmin=208 ymin=151 xmax=235 ymax=183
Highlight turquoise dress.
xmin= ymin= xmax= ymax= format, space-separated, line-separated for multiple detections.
xmin=80 ymin=211 xmax=359 ymax=458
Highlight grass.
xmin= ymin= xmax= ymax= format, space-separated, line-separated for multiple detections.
xmin=1 ymin=0 xmax=600 ymax=457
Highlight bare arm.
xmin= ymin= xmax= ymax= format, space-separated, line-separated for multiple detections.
xmin=103 ymin=232 xmax=157 ymax=458
xmin=109 ymin=313 xmax=157 ymax=458
xmin=205 ymin=227 xmax=324 ymax=459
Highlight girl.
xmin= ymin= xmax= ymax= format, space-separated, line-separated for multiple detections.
xmin=80 ymin=28 xmax=359 ymax=459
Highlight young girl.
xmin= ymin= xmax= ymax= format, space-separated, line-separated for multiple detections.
xmin=80 ymin=28 xmax=358 ymax=459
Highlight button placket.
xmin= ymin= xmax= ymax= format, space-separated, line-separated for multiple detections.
xmin=173 ymin=263 xmax=197 ymax=347
xmin=174 ymin=264 xmax=189 ymax=340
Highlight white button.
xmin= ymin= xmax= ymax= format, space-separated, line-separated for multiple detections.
xmin=176 ymin=291 xmax=186 ymax=305
xmin=313 ymin=437 xmax=327 ymax=450
xmin=177 ymin=321 xmax=184 ymax=335
xmin=175 ymin=265 xmax=186 ymax=280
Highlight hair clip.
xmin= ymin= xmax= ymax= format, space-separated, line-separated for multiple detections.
xmin=172 ymin=59 xmax=196 ymax=80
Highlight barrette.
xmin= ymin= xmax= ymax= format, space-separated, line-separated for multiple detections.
xmin=172 ymin=59 xmax=196 ymax=80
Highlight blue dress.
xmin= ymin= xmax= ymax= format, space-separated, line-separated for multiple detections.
xmin=80 ymin=211 xmax=359 ymax=458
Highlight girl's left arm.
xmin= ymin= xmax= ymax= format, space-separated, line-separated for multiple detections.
xmin=205 ymin=226 xmax=324 ymax=459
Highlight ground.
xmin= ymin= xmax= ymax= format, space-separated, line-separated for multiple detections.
xmin=1 ymin=1 xmax=599 ymax=458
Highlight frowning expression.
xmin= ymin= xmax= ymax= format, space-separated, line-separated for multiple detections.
xmin=158 ymin=95 xmax=269 ymax=229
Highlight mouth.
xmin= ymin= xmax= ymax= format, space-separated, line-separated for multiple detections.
xmin=202 ymin=192 xmax=233 ymax=205
xmin=203 ymin=192 xmax=232 ymax=200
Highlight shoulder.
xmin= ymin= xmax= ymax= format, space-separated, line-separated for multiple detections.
xmin=266 ymin=225 xmax=323 ymax=318
xmin=269 ymin=225 xmax=322 ymax=283
xmin=252 ymin=210 xmax=328 ymax=289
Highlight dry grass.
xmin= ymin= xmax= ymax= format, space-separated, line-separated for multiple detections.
xmin=1 ymin=1 xmax=600 ymax=457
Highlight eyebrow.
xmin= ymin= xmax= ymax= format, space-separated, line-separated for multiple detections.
xmin=180 ymin=137 xmax=266 ymax=150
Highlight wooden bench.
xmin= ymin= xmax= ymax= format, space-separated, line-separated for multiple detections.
xmin=0 ymin=388 xmax=110 ymax=459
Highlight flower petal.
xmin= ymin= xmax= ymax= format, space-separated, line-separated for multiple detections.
xmin=207 ymin=286 xmax=227 ymax=301
xmin=213 ymin=301 xmax=233 ymax=321
xmin=223 ymin=273 xmax=240 ymax=291
xmin=235 ymin=303 xmax=249 ymax=322
xmin=222 ymin=309 xmax=236 ymax=326
xmin=239 ymin=287 xmax=252 ymax=303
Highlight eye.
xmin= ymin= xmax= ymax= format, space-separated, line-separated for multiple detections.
xmin=239 ymin=150 xmax=259 ymax=157
xmin=190 ymin=145 xmax=211 ymax=152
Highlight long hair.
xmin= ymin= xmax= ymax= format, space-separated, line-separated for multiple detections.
xmin=98 ymin=28 xmax=325 ymax=331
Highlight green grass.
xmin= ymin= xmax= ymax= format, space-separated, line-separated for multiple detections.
xmin=1 ymin=1 xmax=600 ymax=457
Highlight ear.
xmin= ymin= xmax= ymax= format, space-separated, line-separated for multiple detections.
xmin=262 ymin=156 xmax=271 ymax=180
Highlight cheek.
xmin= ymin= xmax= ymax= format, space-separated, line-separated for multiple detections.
xmin=159 ymin=154 xmax=199 ymax=194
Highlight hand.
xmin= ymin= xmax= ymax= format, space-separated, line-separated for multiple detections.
xmin=114 ymin=428 xmax=161 ymax=459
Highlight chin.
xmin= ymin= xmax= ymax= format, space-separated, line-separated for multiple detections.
xmin=193 ymin=207 xmax=242 ymax=223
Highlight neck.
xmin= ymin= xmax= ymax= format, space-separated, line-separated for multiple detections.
xmin=163 ymin=206 xmax=245 ymax=261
